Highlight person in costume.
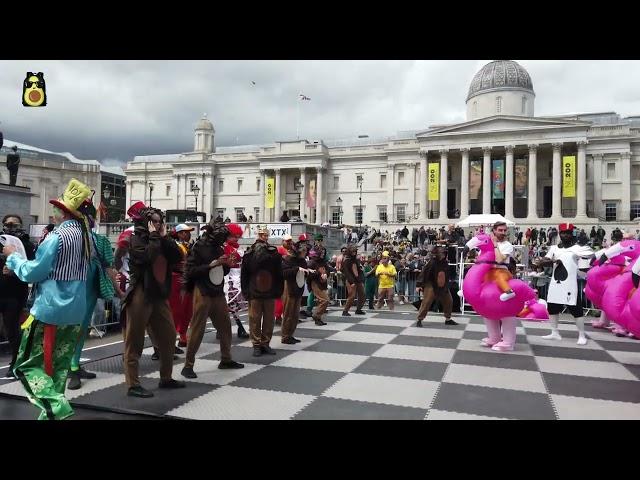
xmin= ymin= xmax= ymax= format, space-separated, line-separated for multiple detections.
xmin=487 ymin=221 xmax=516 ymax=301
xmin=305 ymin=234 xmax=328 ymax=317
xmin=122 ymin=204 xmax=185 ymax=398
xmin=223 ymin=223 xmax=250 ymax=338
xmin=415 ymin=245 xmax=458 ymax=327
xmin=375 ymin=251 xmax=397 ymax=310
xmin=306 ymin=249 xmax=329 ymax=325
xmin=168 ymin=224 xmax=195 ymax=350
xmin=274 ymin=235 xmax=292 ymax=325
xmin=342 ymin=244 xmax=366 ymax=316
xmin=181 ymin=222 xmax=244 ymax=379
xmin=68 ymin=199 xmax=124 ymax=390
xmin=281 ymin=241 xmax=313 ymax=344
xmin=241 ymin=225 xmax=284 ymax=357
xmin=535 ymin=223 xmax=594 ymax=345
xmin=2 ymin=179 xmax=92 ymax=420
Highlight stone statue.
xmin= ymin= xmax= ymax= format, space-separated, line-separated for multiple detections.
xmin=6 ymin=146 xmax=20 ymax=186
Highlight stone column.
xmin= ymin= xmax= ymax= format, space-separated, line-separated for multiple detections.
xmin=527 ymin=145 xmax=538 ymax=220
xmin=316 ymin=167 xmax=324 ymax=224
xmin=387 ymin=164 xmax=395 ymax=222
xmin=408 ymin=162 xmax=416 ymax=219
xmin=592 ymin=154 xmax=603 ymax=219
xmin=419 ymin=150 xmax=428 ymax=221
xmin=460 ymin=148 xmax=470 ymax=219
xmin=482 ymin=146 xmax=492 ymax=214
xmin=126 ymin=180 xmax=133 ymax=207
xmin=576 ymin=141 xmax=588 ymax=219
xmin=621 ymin=152 xmax=631 ymax=221
xmin=505 ymin=145 xmax=515 ymax=220
xmin=274 ymin=168 xmax=281 ymax=221
xmin=260 ymin=169 xmax=266 ymax=223
xmin=172 ymin=174 xmax=180 ymax=209
xmin=552 ymin=143 xmax=562 ymax=219
xmin=300 ymin=167 xmax=307 ymax=221
xmin=439 ymin=149 xmax=448 ymax=221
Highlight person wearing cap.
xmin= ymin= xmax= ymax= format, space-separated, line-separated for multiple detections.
xmin=223 ymin=223 xmax=250 ymax=339
xmin=341 ymin=245 xmax=366 ymax=316
xmin=535 ymin=223 xmax=594 ymax=345
xmin=241 ymin=225 xmax=284 ymax=356
xmin=181 ymin=222 xmax=244 ymax=378
xmin=274 ymin=235 xmax=293 ymax=325
xmin=375 ymin=251 xmax=397 ymax=310
xmin=415 ymin=245 xmax=457 ymax=327
xmin=306 ymin=249 xmax=329 ymax=325
xmin=281 ymin=241 xmax=312 ymax=343
xmin=122 ymin=204 xmax=186 ymax=397
xmin=168 ymin=224 xmax=195 ymax=349
xmin=2 ymin=179 xmax=92 ymax=419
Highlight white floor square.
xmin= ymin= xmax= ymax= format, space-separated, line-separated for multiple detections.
xmin=607 ymin=350 xmax=640 ymax=366
xmin=586 ymin=331 xmax=640 ymax=344
xmin=551 ymin=394 xmax=640 ymax=420
xmin=166 ymin=386 xmax=315 ymax=420
xmin=535 ymin=357 xmax=638 ymax=381
xmin=323 ymin=372 xmax=439 ymax=409
xmin=144 ymin=359 xmax=265 ymax=385
xmin=236 ymin=337 xmax=322 ymax=350
xmin=443 ymin=364 xmax=547 ymax=393
xmin=456 ymin=339 xmax=533 ymax=356
xmin=326 ymin=330 xmax=397 ymax=345
xmin=0 ymin=373 xmax=125 ymax=400
xmin=359 ymin=318 xmax=415 ymax=328
xmin=427 ymin=409 xmax=508 ymax=420
xmin=271 ymin=350 xmax=368 ymax=373
xmin=522 ymin=321 xmax=578 ymax=332
xmin=422 ymin=315 xmax=471 ymax=325
xmin=401 ymin=326 xmax=465 ymax=339
xmin=373 ymin=343 xmax=455 ymax=363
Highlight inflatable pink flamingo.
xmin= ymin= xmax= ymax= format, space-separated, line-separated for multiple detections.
xmin=462 ymin=233 xmax=548 ymax=352
xmin=585 ymin=242 xmax=637 ymax=328
xmin=600 ymin=241 xmax=640 ymax=334
xmin=623 ymin=257 xmax=640 ymax=338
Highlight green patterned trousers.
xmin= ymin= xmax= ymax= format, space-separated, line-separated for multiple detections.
xmin=13 ymin=319 xmax=82 ymax=420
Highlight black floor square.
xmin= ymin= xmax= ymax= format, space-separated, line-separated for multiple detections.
xmin=202 ymin=346 xmax=296 ymax=365
xmin=391 ymin=335 xmax=461 ymax=349
xmin=433 ymin=383 xmax=556 ymax=420
xmin=542 ymin=372 xmax=640 ymax=403
xmin=452 ymin=350 xmax=539 ymax=371
xmin=530 ymin=344 xmax=616 ymax=362
xmin=525 ymin=328 xmax=580 ymax=339
xmin=623 ymin=364 xmax=640 ymax=380
xmin=294 ymin=397 xmax=427 ymax=420
xmin=294 ymin=327 xmax=347 ymax=339
xmin=415 ymin=321 xmax=466 ymax=331
xmin=304 ymin=340 xmax=382 ymax=356
xmin=346 ymin=324 xmax=405 ymax=334
xmin=372 ymin=312 xmax=417 ymax=320
xmin=230 ymin=366 xmax=345 ymax=396
xmin=354 ymin=357 xmax=447 ymax=382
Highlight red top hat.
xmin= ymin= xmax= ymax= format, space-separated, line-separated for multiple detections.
xmin=558 ymin=223 xmax=575 ymax=232
xmin=227 ymin=223 xmax=243 ymax=238
xmin=127 ymin=201 xmax=147 ymax=221
xmin=298 ymin=233 xmax=309 ymax=242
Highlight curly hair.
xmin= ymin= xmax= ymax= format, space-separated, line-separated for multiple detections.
xmin=133 ymin=207 xmax=164 ymax=227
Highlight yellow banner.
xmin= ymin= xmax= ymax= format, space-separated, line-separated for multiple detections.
xmin=266 ymin=178 xmax=275 ymax=208
xmin=428 ymin=163 xmax=439 ymax=201
xmin=562 ymin=155 xmax=576 ymax=198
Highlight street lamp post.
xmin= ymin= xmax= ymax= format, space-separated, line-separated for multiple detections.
xmin=148 ymin=182 xmax=154 ymax=207
xmin=103 ymin=187 xmax=111 ymax=223
xmin=192 ymin=184 xmax=200 ymax=216
xmin=336 ymin=196 xmax=343 ymax=226
xmin=357 ymin=178 xmax=362 ymax=232
xmin=294 ymin=179 xmax=303 ymax=220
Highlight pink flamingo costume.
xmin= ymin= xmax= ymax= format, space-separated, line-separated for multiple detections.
xmin=623 ymin=257 xmax=640 ymax=338
xmin=462 ymin=233 xmax=548 ymax=352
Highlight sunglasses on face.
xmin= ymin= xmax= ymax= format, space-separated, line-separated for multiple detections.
xmin=3 ymin=223 xmax=21 ymax=228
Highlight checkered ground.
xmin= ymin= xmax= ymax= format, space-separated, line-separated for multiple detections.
xmin=2 ymin=308 xmax=640 ymax=420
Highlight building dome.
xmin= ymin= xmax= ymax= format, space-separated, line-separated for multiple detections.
xmin=195 ymin=113 xmax=214 ymax=131
xmin=465 ymin=61 xmax=536 ymax=120
xmin=467 ymin=60 xmax=534 ymax=101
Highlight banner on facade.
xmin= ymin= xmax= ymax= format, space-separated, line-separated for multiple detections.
xmin=469 ymin=160 xmax=482 ymax=200
xmin=245 ymin=223 xmax=291 ymax=239
xmin=492 ymin=159 xmax=505 ymax=199
xmin=306 ymin=178 xmax=316 ymax=208
xmin=428 ymin=163 xmax=439 ymax=201
xmin=562 ymin=155 xmax=576 ymax=198
xmin=266 ymin=178 xmax=275 ymax=208
xmin=514 ymin=158 xmax=528 ymax=198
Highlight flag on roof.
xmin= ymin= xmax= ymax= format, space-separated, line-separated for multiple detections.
xmin=299 ymin=94 xmax=311 ymax=101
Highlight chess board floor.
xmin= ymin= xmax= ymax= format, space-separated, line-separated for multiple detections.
xmin=1 ymin=308 xmax=640 ymax=420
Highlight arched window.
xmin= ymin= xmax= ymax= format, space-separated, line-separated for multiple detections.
xmin=522 ymin=96 xmax=527 ymax=114
xmin=496 ymin=96 xmax=502 ymax=114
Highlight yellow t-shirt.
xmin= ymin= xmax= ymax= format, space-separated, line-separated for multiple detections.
xmin=376 ymin=263 xmax=397 ymax=289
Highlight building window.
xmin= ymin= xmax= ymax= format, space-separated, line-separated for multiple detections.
xmin=397 ymin=171 xmax=404 ymax=186
xmin=256 ymin=178 xmax=261 ymax=191
xmin=496 ymin=96 xmax=502 ymax=114
xmin=190 ymin=179 xmax=196 ymax=191
xmin=414 ymin=203 xmax=420 ymax=217
xmin=632 ymin=164 xmax=640 ymax=181
xmin=218 ymin=180 xmax=224 ymax=192
xmin=166 ymin=185 xmax=171 ymax=196
xmin=378 ymin=205 xmax=387 ymax=222
xmin=355 ymin=206 xmax=363 ymax=225
xmin=254 ymin=207 xmax=260 ymax=222
xmin=448 ymin=166 xmax=452 ymax=182
xmin=380 ymin=174 xmax=387 ymax=189
xmin=605 ymin=202 xmax=617 ymax=221
xmin=356 ymin=174 xmax=363 ymax=188
xmin=395 ymin=205 xmax=406 ymax=223
xmin=235 ymin=208 xmax=244 ymax=222
xmin=237 ymin=179 xmax=243 ymax=192
xmin=333 ymin=176 xmax=339 ymax=190
xmin=607 ymin=162 xmax=616 ymax=179
xmin=631 ymin=202 xmax=640 ymax=220
xmin=331 ymin=207 xmax=341 ymax=225
xmin=522 ymin=96 xmax=527 ymax=114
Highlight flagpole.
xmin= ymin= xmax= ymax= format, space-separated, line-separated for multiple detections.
xmin=296 ymin=96 xmax=300 ymax=140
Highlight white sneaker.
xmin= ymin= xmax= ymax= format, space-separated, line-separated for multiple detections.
xmin=499 ymin=291 xmax=516 ymax=302
xmin=577 ymin=336 xmax=588 ymax=345
xmin=542 ymin=332 xmax=562 ymax=341
xmin=399 ymin=301 xmax=405 ymax=305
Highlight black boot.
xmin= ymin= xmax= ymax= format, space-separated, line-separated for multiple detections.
xmin=77 ymin=367 xmax=97 ymax=379
xmin=67 ymin=370 xmax=82 ymax=390
xmin=151 ymin=348 xmax=159 ymax=361
xmin=236 ymin=319 xmax=250 ymax=338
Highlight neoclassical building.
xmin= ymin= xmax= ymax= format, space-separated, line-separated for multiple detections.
xmin=125 ymin=60 xmax=640 ymax=228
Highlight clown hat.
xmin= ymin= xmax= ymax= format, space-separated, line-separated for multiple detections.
xmin=227 ymin=223 xmax=243 ymax=238
xmin=49 ymin=178 xmax=92 ymax=219
xmin=298 ymin=233 xmax=309 ymax=242
xmin=127 ymin=201 xmax=147 ymax=221
xmin=257 ymin=225 xmax=269 ymax=234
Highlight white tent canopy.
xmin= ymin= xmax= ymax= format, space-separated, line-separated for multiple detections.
xmin=455 ymin=214 xmax=516 ymax=228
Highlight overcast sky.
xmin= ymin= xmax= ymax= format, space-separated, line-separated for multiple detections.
xmin=1 ymin=60 xmax=639 ymax=167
